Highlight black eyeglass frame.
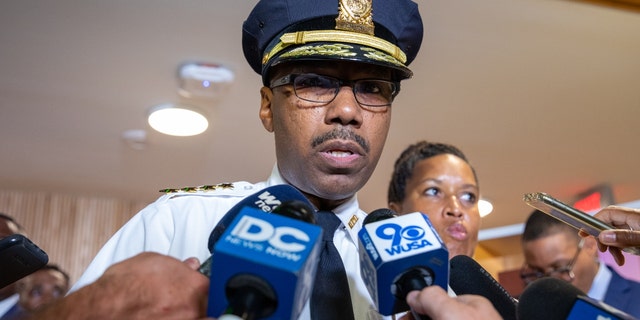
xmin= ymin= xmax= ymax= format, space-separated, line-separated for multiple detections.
xmin=520 ymin=238 xmax=585 ymax=285
xmin=269 ymin=73 xmax=400 ymax=107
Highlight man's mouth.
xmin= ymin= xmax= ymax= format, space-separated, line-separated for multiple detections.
xmin=327 ymin=150 xmax=354 ymax=157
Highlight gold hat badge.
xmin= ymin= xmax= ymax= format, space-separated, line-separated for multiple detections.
xmin=336 ymin=0 xmax=374 ymax=35
xmin=262 ymin=0 xmax=406 ymax=67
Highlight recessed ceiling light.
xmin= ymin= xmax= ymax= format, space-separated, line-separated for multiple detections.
xmin=121 ymin=129 xmax=147 ymax=150
xmin=147 ymin=103 xmax=208 ymax=136
xmin=178 ymin=62 xmax=234 ymax=99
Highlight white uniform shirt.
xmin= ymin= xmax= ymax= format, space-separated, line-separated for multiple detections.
xmin=0 ymin=294 xmax=19 ymax=318
xmin=71 ymin=165 xmax=391 ymax=320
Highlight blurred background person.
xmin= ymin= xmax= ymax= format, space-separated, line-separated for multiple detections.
xmin=387 ymin=141 xmax=481 ymax=258
xmin=0 ymin=213 xmax=25 ymax=320
xmin=520 ymin=209 xmax=640 ymax=318
xmin=10 ymin=264 xmax=70 ymax=319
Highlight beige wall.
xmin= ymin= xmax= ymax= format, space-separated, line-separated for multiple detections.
xmin=0 ymin=189 xmax=148 ymax=285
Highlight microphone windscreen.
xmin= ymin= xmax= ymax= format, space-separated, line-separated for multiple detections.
xmin=517 ymin=277 xmax=583 ymax=320
xmin=363 ymin=208 xmax=396 ymax=225
xmin=272 ymin=200 xmax=315 ymax=224
xmin=449 ymin=255 xmax=517 ymax=320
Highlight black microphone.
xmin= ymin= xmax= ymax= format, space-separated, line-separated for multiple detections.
xmin=359 ymin=208 xmax=449 ymax=316
xmin=207 ymin=199 xmax=322 ymax=319
xmin=271 ymin=199 xmax=316 ymax=224
xmin=198 ymin=184 xmax=312 ymax=277
xmin=517 ymin=277 xmax=636 ymax=320
xmin=0 ymin=234 xmax=49 ymax=288
xmin=448 ymin=255 xmax=517 ymax=320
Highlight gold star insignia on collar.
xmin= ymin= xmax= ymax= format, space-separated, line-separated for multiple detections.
xmin=159 ymin=183 xmax=234 ymax=194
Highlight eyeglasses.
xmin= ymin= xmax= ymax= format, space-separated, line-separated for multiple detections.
xmin=269 ymin=73 xmax=399 ymax=108
xmin=520 ymin=238 xmax=584 ymax=285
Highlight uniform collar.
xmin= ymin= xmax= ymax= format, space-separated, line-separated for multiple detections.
xmin=268 ymin=163 xmax=365 ymax=231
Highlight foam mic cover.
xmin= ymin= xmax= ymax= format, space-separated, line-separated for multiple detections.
xmin=517 ymin=277 xmax=636 ymax=320
xmin=448 ymin=255 xmax=517 ymax=320
xmin=199 ymin=184 xmax=312 ymax=277
xmin=359 ymin=209 xmax=449 ymax=315
xmin=363 ymin=208 xmax=397 ymax=224
xmin=206 ymin=201 xmax=322 ymax=319
xmin=271 ymin=199 xmax=316 ymax=224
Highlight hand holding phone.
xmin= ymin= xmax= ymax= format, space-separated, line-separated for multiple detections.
xmin=523 ymin=192 xmax=640 ymax=256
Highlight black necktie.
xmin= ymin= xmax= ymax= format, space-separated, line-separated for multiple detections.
xmin=311 ymin=210 xmax=355 ymax=320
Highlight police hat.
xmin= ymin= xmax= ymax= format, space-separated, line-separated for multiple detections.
xmin=242 ymin=0 xmax=423 ymax=85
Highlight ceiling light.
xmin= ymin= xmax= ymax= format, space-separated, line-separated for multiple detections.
xmin=147 ymin=103 xmax=208 ymax=136
xmin=121 ymin=129 xmax=147 ymax=150
xmin=178 ymin=62 xmax=234 ymax=99
xmin=478 ymin=199 xmax=494 ymax=217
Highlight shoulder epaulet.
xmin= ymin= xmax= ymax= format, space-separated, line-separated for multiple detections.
xmin=159 ymin=182 xmax=235 ymax=194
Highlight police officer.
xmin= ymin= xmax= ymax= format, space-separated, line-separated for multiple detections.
xmin=71 ymin=0 xmax=424 ymax=319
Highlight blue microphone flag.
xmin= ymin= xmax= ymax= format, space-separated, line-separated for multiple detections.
xmin=207 ymin=206 xmax=322 ymax=319
xmin=359 ymin=211 xmax=449 ymax=315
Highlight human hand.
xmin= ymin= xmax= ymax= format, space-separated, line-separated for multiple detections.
xmin=579 ymin=206 xmax=640 ymax=266
xmin=402 ymin=286 xmax=502 ymax=320
xmin=87 ymin=252 xmax=211 ymax=319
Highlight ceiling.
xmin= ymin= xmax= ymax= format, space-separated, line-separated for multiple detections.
xmin=2 ymin=0 xmax=640 ymax=255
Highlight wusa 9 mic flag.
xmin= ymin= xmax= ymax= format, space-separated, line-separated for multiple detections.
xmin=359 ymin=212 xmax=449 ymax=315
xmin=207 ymin=206 xmax=322 ymax=319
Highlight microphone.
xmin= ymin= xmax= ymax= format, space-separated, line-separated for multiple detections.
xmin=198 ymin=184 xmax=312 ymax=277
xmin=448 ymin=255 xmax=518 ymax=320
xmin=206 ymin=200 xmax=323 ymax=320
xmin=517 ymin=277 xmax=636 ymax=320
xmin=358 ymin=208 xmax=449 ymax=316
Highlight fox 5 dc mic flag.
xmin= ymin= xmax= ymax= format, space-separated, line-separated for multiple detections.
xmin=359 ymin=211 xmax=449 ymax=315
xmin=207 ymin=206 xmax=322 ymax=319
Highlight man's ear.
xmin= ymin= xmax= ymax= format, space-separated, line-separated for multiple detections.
xmin=259 ymin=86 xmax=274 ymax=132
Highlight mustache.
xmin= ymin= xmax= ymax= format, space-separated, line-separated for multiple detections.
xmin=311 ymin=128 xmax=370 ymax=153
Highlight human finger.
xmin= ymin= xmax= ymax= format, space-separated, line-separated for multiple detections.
xmin=405 ymin=286 xmax=449 ymax=317
xmin=610 ymin=246 xmax=625 ymax=266
xmin=594 ymin=206 xmax=640 ymax=229
xmin=183 ymin=257 xmax=202 ymax=270
xmin=599 ymin=229 xmax=640 ymax=247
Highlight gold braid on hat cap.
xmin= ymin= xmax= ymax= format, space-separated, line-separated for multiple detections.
xmin=262 ymin=0 xmax=407 ymax=66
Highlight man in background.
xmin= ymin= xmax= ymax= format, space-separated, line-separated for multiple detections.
xmin=0 ymin=213 xmax=24 ymax=320
xmin=11 ymin=264 xmax=70 ymax=319
xmin=521 ymin=209 xmax=640 ymax=318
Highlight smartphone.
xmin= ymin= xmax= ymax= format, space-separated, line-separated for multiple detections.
xmin=523 ymin=192 xmax=640 ymax=256
xmin=0 ymin=234 xmax=49 ymax=288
